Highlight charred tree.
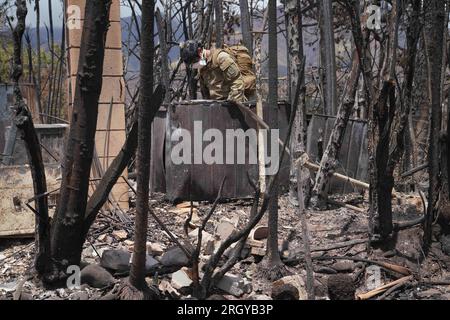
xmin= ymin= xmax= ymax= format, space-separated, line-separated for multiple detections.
xmin=259 ymin=0 xmax=288 ymax=281
xmin=318 ymin=0 xmax=338 ymax=115
xmin=285 ymin=0 xmax=307 ymax=205
xmin=255 ymin=8 xmax=268 ymax=192
xmin=156 ymin=9 xmax=170 ymax=102
xmin=239 ymin=0 xmax=253 ymax=52
xmin=12 ymin=0 xmax=50 ymax=277
xmin=370 ymin=0 xmax=401 ymax=243
xmin=401 ymin=0 xmax=422 ymax=176
xmin=49 ymin=0 xmax=112 ymax=283
xmin=423 ymin=0 xmax=446 ymax=248
xmin=128 ymin=0 xmax=156 ymax=295
xmin=345 ymin=0 xmax=382 ymax=243
xmin=373 ymin=80 xmax=396 ymax=242
xmin=313 ymin=51 xmax=360 ymax=206
xmin=214 ymin=0 xmax=223 ymax=47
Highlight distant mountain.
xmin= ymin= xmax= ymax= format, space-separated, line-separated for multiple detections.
xmin=25 ymin=7 xmax=334 ymax=82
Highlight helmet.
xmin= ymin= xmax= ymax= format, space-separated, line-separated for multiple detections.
xmin=180 ymin=40 xmax=203 ymax=64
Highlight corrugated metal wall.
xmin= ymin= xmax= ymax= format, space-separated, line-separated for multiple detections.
xmin=151 ymin=101 xmax=291 ymax=201
xmin=0 ymin=85 xmax=13 ymax=158
xmin=306 ymin=114 xmax=369 ymax=194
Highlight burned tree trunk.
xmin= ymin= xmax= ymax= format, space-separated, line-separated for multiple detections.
xmin=259 ymin=0 xmax=288 ymax=281
xmin=12 ymin=0 xmax=50 ymax=276
xmin=156 ymin=9 xmax=170 ymax=103
xmin=313 ymin=52 xmax=360 ymax=205
xmin=344 ymin=1 xmax=379 ymax=242
xmin=129 ymin=0 xmax=156 ymax=293
xmin=239 ymin=0 xmax=253 ymax=53
xmin=318 ymin=0 xmax=338 ymax=116
xmin=371 ymin=0 xmax=400 ymax=243
xmin=254 ymin=9 xmax=268 ymax=192
xmin=423 ymin=0 xmax=446 ymax=248
xmin=400 ymin=0 xmax=422 ymax=175
xmin=285 ymin=0 xmax=307 ymax=205
xmin=49 ymin=0 xmax=112 ymax=282
xmin=213 ymin=0 xmax=223 ymax=47
xmin=373 ymin=81 xmax=396 ymax=241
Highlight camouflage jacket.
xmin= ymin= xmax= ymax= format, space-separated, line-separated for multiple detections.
xmin=199 ymin=48 xmax=246 ymax=102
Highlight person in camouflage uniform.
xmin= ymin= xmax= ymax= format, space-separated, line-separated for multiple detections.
xmin=180 ymin=41 xmax=247 ymax=102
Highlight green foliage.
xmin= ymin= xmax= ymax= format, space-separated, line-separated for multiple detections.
xmin=0 ymin=38 xmax=55 ymax=84
xmin=0 ymin=41 xmax=13 ymax=83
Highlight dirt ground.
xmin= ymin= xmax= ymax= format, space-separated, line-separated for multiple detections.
xmin=1 ymin=191 xmax=450 ymax=300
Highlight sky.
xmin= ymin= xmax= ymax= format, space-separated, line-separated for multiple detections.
xmin=4 ymin=1 xmax=277 ymax=28
xmin=27 ymin=1 xmax=134 ymax=27
xmin=1 ymin=0 xmax=133 ymax=28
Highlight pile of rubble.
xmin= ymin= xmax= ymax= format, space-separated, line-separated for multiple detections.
xmin=1 ymin=194 xmax=450 ymax=300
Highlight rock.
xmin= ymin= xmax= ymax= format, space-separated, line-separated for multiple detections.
xmin=272 ymin=275 xmax=307 ymax=300
xmin=80 ymin=264 xmax=115 ymax=288
xmin=0 ymin=253 xmax=6 ymax=262
xmin=248 ymin=294 xmax=273 ymax=300
xmin=171 ymin=268 xmax=193 ymax=294
xmin=124 ymin=240 xmax=134 ymax=250
xmin=314 ymin=278 xmax=328 ymax=297
xmin=215 ymin=218 xmax=238 ymax=240
xmin=147 ymin=242 xmax=164 ymax=256
xmin=224 ymin=243 xmax=251 ymax=260
xmin=188 ymin=229 xmax=215 ymax=248
xmin=242 ymin=278 xmax=253 ymax=294
xmin=56 ymin=288 xmax=68 ymax=298
xmin=95 ymin=247 xmax=110 ymax=259
xmin=316 ymin=266 xmax=338 ymax=275
xmin=159 ymin=280 xmax=181 ymax=299
xmin=331 ymin=261 xmax=355 ymax=273
xmin=82 ymin=246 xmax=95 ymax=259
xmin=327 ymin=274 xmax=355 ymax=300
xmin=161 ymin=247 xmax=190 ymax=267
xmin=101 ymin=250 xmax=131 ymax=272
xmin=112 ymin=229 xmax=128 ymax=240
xmin=145 ymin=255 xmax=160 ymax=272
xmin=70 ymin=291 xmax=90 ymax=300
xmin=105 ymin=236 xmax=114 ymax=244
xmin=0 ymin=281 xmax=17 ymax=293
xmin=216 ymin=273 xmax=245 ymax=297
xmin=272 ymin=283 xmax=299 ymax=300
xmin=416 ymin=288 xmax=442 ymax=299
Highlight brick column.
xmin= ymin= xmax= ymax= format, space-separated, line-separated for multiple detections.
xmin=66 ymin=0 xmax=128 ymax=209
